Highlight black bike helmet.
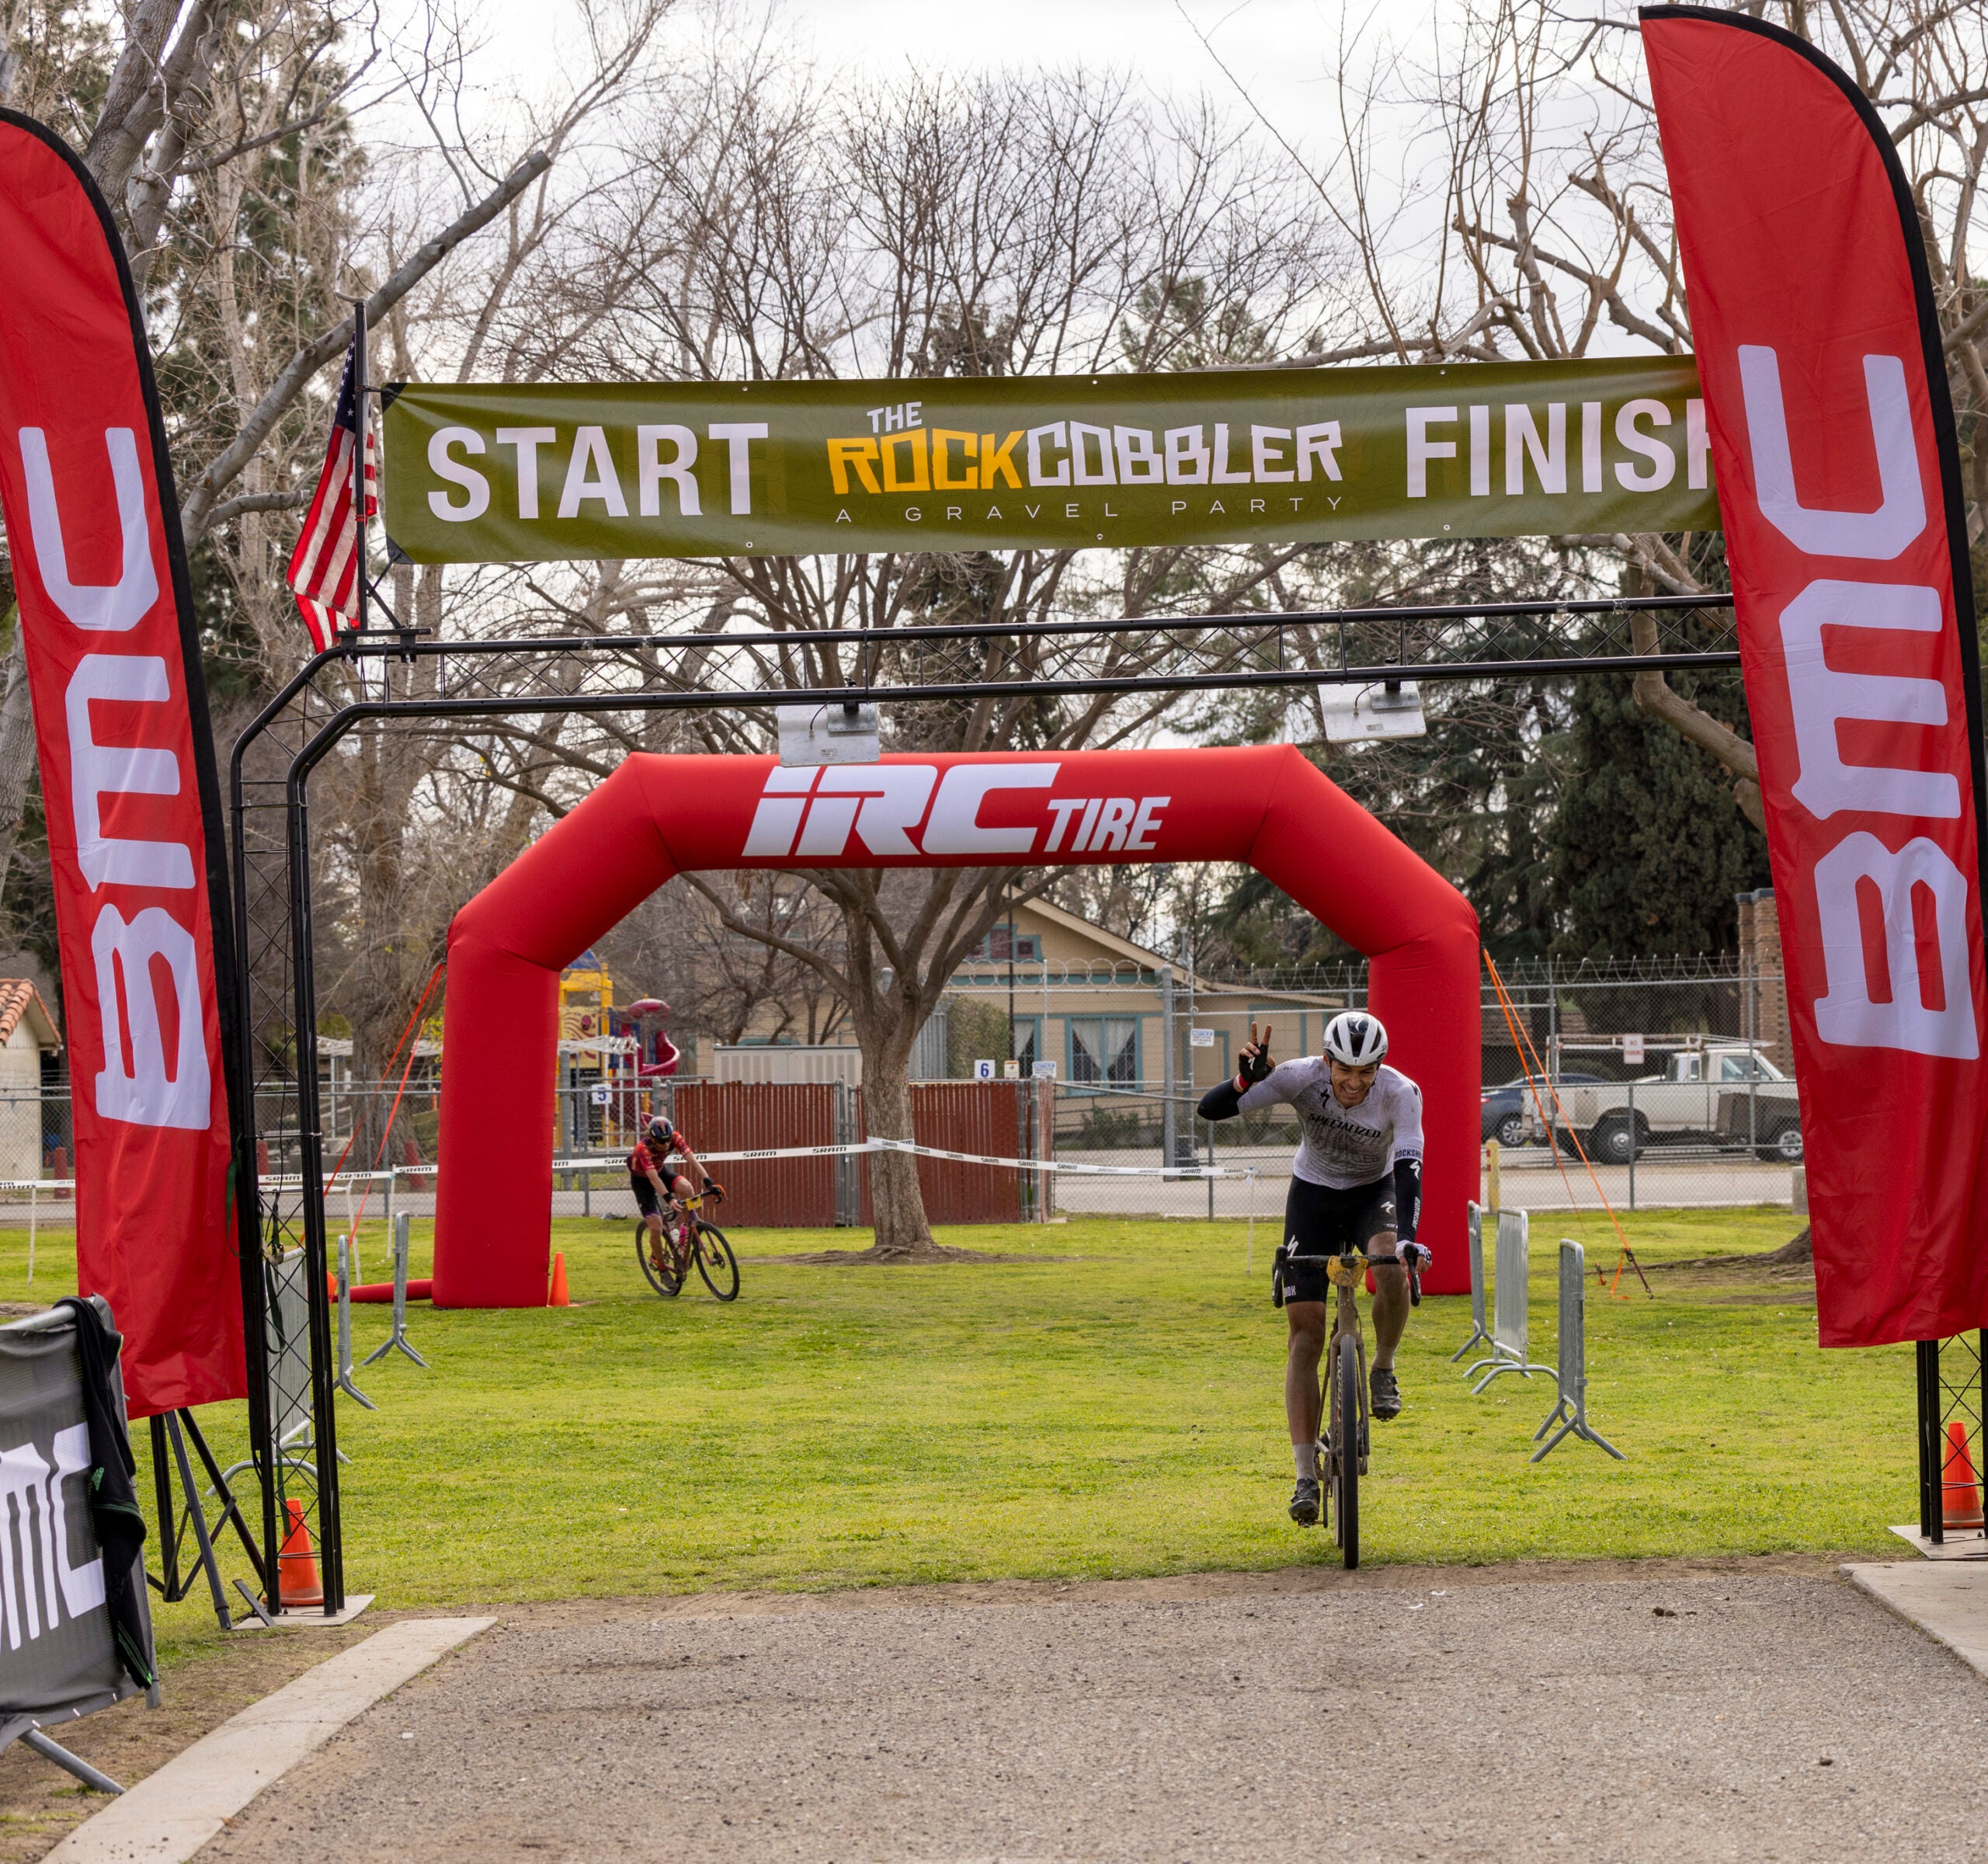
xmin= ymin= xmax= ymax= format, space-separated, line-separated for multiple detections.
xmin=646 ymin=1115 xmax=674 ymax=1146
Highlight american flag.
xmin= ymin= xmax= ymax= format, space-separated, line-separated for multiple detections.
xmin=287 ymin=333 xmax=377 ymax=652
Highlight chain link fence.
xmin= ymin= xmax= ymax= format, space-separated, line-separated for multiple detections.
xmin=0 ymin=957 xmax=1801 ymax=1230
xmin=1480 ymin=956 xmax=1799 ymax=1214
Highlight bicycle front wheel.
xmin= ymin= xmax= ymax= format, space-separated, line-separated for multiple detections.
xmin=1334 ymin=1332 xmax=1361 ymax=1570
xmin=694 ymin=1222 xmax=739 ymax=1301
xmin=636 ymin=1222 xmax=682 ymax=1297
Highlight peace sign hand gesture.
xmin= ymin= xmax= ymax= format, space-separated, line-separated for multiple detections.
xmin=1238 ymin=1021 xmax=1275 ymax=1086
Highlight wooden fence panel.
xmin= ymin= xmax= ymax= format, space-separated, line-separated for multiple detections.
xmin=659 ymin=1078 xmax=1037 ymax=1226
xmin=666 ymin=1081 xmax=838 ymax=1227
xmin=854 ymin=1082 xmax=1031 ymax=1226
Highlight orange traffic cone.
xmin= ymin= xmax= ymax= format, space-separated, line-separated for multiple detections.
xmin=278 ymin=1497 xmax=324 ymax=1608
xmin=548 ymin=1251 xmax=570 ymax=1307
xmin=1944 ymin=1422 xmax=1984 ymax=1531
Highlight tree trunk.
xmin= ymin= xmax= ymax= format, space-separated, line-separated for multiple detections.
xmin=1757 ymin=1226 xmax=1811 ymax=1268
xmin=860 ymin=1031 xmax=935 ymax=1259
xmin=0 ymin=626 xmax=40 ymax=910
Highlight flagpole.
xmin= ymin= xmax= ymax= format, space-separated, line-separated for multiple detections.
xmin=351 ymin=295 xmax=369 ymax=635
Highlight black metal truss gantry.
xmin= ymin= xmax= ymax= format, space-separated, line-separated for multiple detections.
xmin=224 ymin=589 xmax=1740 ymax=1612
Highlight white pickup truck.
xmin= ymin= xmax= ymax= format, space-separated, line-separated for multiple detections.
xmin=1521 ymin=1045 xmax=1802 ymax=1163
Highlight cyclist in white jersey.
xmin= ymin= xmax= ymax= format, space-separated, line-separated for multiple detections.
xmin=1198 ymin=1010 xmax=1430 ymax=1525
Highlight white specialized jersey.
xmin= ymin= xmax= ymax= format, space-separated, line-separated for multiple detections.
xmin=1237 ymin=1057 xmax=1423 ymax=1189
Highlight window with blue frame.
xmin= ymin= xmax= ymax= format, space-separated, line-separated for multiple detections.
xmin=1069 ymin=1017 xmax=1138 ymax=1086
xmin=969 ymin=927 xmax=1041 ymax=962
xmin=1013 ymin=1017 xmax=1041 ymax=1072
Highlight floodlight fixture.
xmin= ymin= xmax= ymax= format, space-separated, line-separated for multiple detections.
xmin=777 ymin=700 xmax=881 ymax=766
xmin=1318 ymin=678 xmax=1427 ymax=746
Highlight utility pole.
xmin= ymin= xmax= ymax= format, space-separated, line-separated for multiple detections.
xmin=1177 ymin=927 xmax=1194 ymax=1169
xmin=1006 ymin=881 xmax=1017 ymax=1066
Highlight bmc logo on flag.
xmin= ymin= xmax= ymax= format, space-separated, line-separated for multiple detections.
xmin=742 ymin=761 xmax=1171 ymax=861
xmin=18 ymin=429 xmax=214 ymax=1122
xmin=1736 ymin=346 xmax=1976 ymax=1060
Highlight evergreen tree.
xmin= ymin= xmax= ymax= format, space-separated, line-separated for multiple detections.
xmin=1552 ymin=659 xmax=1770 ymax=958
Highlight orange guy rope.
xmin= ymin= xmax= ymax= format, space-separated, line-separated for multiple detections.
xmin=1482 ymin=954 xmax=1652 ymax=1299
xmin=328 ymin=963 xmax=444 ymax=1240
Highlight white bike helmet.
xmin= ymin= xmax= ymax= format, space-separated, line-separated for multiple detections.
xmin=1323 ymin=1010 xmax=1388 ymax=1067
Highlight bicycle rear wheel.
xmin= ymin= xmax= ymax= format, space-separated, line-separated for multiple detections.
xmin=636 ymin=1222 xmax=682 ymax=1297
xmin=1334 ymin=1333 xmax=1360 ymax=1570
xmin=694 ymin=1222 xmax=739 ymax=1301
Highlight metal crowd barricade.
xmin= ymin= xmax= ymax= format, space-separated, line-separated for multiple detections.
xmin=363 ymin=1212 xmax=428 ymax=1368
xmin=332 ymin=1240 xmax=374 ymax=1410
xmin=1531 ymin=1239 xmax=1625 ymax=1462
xmin=221 ymin=1251 xmax=346 ymax=1500
xmin=1451 ymin=1201 xmax=1492 ymax=1363
xmin=1465 ymin=1208 xmax=1555 ymax=1393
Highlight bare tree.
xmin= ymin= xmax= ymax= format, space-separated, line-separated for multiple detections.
xmin=289 ymin=0 xmax=684 ymax=1153
xmin=604 ymin=873 xmax=851 ymax=1054
xmin=411 ymin=59 xmax=1345 ymax=1256
xmin=0 ymin=0 xmax=569 ymax=945
xmin=1190 ymin=0 xmax=1988 ymax=833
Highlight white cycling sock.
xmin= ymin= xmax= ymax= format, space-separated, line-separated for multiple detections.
xmin=1292 ymin=1442 xmax=1315 ymax=1481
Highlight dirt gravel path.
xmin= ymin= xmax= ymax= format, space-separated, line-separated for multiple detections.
xmin=173 ymin=1553 xmax=1987 ymax=1863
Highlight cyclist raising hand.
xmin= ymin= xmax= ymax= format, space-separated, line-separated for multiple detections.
xmin=1199 ymin=1014 xmax=1429 ymax=1525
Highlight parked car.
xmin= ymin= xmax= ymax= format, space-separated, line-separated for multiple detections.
xmin=1481 ymin=1073 xmax=1604 ymax=1149
xmin=1519 ymin=1046 xmax=1802 ymax=1163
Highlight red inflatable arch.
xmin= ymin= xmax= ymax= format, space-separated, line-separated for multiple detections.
xmin=433 ymin=746 xmax=1481 ymax=1304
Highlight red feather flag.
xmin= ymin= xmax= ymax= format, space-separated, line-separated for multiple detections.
xmin=0 ymin=110 xmax=249 ymax=1413
xmin=1642 ymin=7 xmax=1988 ymax=1346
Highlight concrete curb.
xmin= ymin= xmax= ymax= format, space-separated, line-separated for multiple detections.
xmin=43 ymin=1615 xmax=495 ymax=1863
xmin=1844 ymin=1561 xmax=1988 ymax=1679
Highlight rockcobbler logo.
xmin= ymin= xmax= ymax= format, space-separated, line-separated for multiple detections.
xmin=743 ymin=762 xmax=1171 ymax=861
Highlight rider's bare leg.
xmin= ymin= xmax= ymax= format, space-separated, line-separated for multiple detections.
xmin=1284 ymin=1301 xmax=1328 ymax=1454
xmin=645 ymin=1211 xmax=666 ymax=1265
xmin=1367 ymin=1230 xmax=1409 ymax=1371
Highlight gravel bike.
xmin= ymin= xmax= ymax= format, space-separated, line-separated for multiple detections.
xmin=635 ymin=1191 xmax=739 ymax=1301
xmin=1314 ymin=1244 xmax=1422 ymax=1570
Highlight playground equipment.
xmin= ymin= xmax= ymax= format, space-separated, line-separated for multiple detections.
xmin=555 ymin=962 xmax=683 ymax=1155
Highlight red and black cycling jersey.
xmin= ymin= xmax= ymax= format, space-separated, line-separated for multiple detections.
xmin=627 ymin=1132 xmax=686 ymax=1183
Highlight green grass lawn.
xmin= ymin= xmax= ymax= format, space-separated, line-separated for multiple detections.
xmin=0 ymin=1204 xmax=1907 ymax=1655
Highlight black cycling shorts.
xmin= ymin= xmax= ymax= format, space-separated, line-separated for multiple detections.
xmin=632 ymin=1174 xmax=663 ymax=1217
xmin=1278 ymin=1174 xmax=1398 ymax=1306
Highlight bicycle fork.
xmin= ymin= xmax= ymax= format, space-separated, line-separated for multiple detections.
xmin=1322 ymin=1296 xmax=1371 ymax=1476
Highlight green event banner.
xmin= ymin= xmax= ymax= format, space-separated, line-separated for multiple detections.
xmin=381 ymin=356 xmax=1718 ymax=563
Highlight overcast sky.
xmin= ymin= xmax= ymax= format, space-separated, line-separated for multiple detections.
xmin=786 ymin=0 xmax=1345 ymax=128
xmin=443 ymin=0 xmax=1373 ymax=166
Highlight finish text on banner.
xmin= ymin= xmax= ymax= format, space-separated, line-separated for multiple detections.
xmin=384 ymin=356 xmax=1719 ymax=562
xmin=1644 ymin=8 xmax=1988 ymax=1347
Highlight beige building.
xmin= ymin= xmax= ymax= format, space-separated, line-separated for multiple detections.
xmin=0 ymin=982 xmax=62 ymax=1180
xmin=926 ymin=899 xmax=1347 ymax=1091
xmin=717 ymin=899 xmax=1351 ymax=1090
